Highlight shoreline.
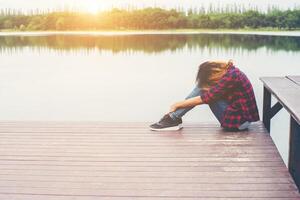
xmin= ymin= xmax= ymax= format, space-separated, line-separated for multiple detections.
xmin=1 ymin=30 xmax=300 ymax=37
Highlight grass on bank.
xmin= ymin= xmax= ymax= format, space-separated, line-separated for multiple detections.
xmin=1 ymin=28 xmax=300 ymax=33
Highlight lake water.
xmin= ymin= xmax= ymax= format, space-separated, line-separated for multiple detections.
xmin=1 ymin=32 xmax=300 ymax=164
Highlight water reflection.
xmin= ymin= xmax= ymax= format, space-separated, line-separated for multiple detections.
xmin=0 ymin=34 xmax=300 ymax=54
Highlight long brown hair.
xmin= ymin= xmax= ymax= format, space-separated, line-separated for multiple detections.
xmin=196 ymin=60 xmax=233 ymax=90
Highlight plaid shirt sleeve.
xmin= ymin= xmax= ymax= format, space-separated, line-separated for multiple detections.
xmin=200 ymin=69 xmax=237 ymax=104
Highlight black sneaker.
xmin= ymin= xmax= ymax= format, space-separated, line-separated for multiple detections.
xmin=150 ymin=114 xmax=183 ymax=131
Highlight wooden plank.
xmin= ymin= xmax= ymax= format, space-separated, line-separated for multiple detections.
xmin=0 ymin=127 xmax=265 ymax=133
xmin=0 ymin=134 xmax=273 ymax=140
xmin=0 ymin=147 xmax=280 ymax=154
xmin=0 ymin=152 xmax=280 ymax=158
xmin=0 ymin=188 xmax=299 ymax=198
xmin=0 ymin=165 xmax=288 ymax=172
xmin=0 ymin=156 xmax=284 ymax=162
xmin=3 ymin=182 xmax=292 ymax=192
xmin=0 ymin=181 xmax=296 ymax=191
xmin=0 ymin=147 xmax=279 ymax=153
xmin=260 ymin=77 xmax=300 ymax=124
xmin=0 ymin=169 xmax=291 ymax=178
xmin=0 ymin=144 xmax=277 ymax=148
xmin=0 ymin=121 xmax=263 ymax=128
xmin=0 ymin=195 xmax=298 ymax=200
xmin=0 ymin=160 xmax=287 ymax=167
xmin=0 ymin=141 xmax=275 ymax=146
xmin=0 ymin=176 xmax=295 ymax=184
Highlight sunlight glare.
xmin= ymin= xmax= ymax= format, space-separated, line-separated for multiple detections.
xmin=84 ymin=0 xmax=101 ymax=14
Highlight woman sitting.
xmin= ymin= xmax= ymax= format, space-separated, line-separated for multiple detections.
xmin=150 ymin=60 xmax=260 ymax=131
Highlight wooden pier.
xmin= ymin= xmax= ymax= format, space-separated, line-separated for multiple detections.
xmin=0 ymin=121 xmax=299 ymax=199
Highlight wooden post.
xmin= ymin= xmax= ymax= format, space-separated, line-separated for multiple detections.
xmin=289 ymin=116 xmax=300 ymax=191
xmin=262 ymin=86 xmax=271 ymax=133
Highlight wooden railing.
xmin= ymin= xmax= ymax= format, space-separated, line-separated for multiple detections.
xmin=261 ymin=76 xmax=300 ymax=191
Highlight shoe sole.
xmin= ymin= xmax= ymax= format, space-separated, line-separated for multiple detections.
xmin=150 ymin=124 xmax=183 ymax=131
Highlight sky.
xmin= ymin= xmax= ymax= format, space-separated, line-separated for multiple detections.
xmin=0 ymin=0 xmax=299 ymax=13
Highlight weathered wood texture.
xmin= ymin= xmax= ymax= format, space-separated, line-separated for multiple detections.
xmin=0 ymin=121 xmax=299 ymax=199
xmin=260 ymin=76 xmax=300 ymax=124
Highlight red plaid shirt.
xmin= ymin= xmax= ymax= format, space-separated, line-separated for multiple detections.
xmin=201 ymin=66 xmax=259 ymax=129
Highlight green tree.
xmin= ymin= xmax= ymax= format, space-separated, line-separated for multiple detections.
xmin=0 ymin=7 xmax=300 ymax=31
xmin=3 ymin=19 xmax=13 ymax=29
xmin=285 ymin=10 xmax=298 ymax=29
xmin=19 ymin=24 xmax=26 ymax=31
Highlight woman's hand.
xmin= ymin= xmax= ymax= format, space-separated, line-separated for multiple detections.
xmin=168 ymin=97 xmax=203 ymax=114
xmin=169 ymin=103 xmax=179 ymax=113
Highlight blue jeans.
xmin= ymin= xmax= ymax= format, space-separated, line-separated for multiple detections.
xmin=169 ymin=86 xmax=229 ymax=124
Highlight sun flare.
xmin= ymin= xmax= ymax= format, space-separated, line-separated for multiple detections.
xmin=86 ymin=6 xmax=99 ymax=14
xmin=83 ymin=0 xmax=102 ymax=14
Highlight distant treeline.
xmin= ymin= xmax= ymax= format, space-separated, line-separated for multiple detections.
xmin=0 ymin=7 xmax=300 ymax=30
xmin=1 ymin=34 xmax=299 ymax=53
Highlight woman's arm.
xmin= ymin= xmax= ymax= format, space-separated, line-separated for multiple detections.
xmin=169 ymin=96 xmax=203 ymax=113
